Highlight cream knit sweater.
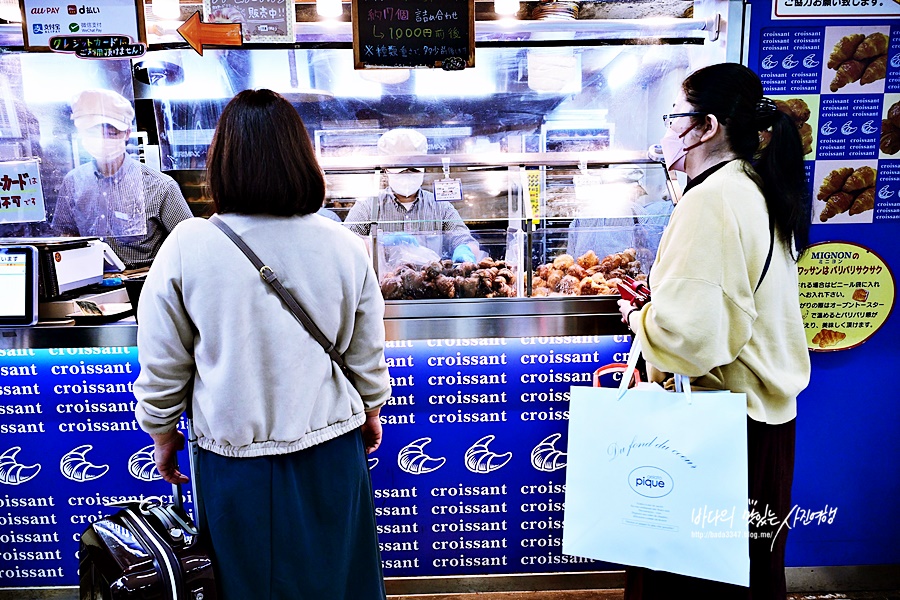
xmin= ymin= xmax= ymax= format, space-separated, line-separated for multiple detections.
xmin=629 ymin=160 xmax=810 ymax=424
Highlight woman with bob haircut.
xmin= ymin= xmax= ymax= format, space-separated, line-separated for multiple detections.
xmin=133 ymin=89 xmax=391 ymax=600
xmin=618 ymin=63 xmax=811 ymax=600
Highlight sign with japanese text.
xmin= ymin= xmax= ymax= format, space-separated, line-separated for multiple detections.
xmin=798 ymin=241 xmax=895 ymax=350
xmin=203 ymin=0 xmax=294 ymax=44
xmin=773 ymin=0 xmax=900 ymax=19
xmin=0 ymin=160 xmax=45 ymax=224
xmin=351 ymin=0 xmax=475 ymax=69
xmin=21 ymin=0 xmax=146 ymax=52
xmin=48 ymin=34 xmax=145 ymax=59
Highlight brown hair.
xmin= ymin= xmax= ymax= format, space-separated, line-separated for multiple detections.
xmin=207 ymin=89 xmax=325 ymax=216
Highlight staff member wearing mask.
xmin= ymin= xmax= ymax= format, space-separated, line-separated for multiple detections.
xmin=52 ymin=89 xmax=192 ymax=269
xmin=344 ymin=128 xmax=479 ymax=263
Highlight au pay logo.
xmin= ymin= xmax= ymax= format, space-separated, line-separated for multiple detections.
xmin=629 ymin=466 xmax=673 ymax=498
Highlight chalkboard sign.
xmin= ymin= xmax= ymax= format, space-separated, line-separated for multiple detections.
xmin=204 ymin=0 xmax=295 ymax=43
xmin=351 ymin=0 xmax=475 ymax=70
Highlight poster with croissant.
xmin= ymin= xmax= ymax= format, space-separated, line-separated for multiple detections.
xmin=821 ymin=28 xmax=890 ymax=95
xmin=812 ymin=161 xmax=878 ymax=224
xmin=879 ymin=94 xmax=900 ymax=157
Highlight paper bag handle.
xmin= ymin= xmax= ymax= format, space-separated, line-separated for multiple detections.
xmin=617 ymin=338 xmax=693 ymax=404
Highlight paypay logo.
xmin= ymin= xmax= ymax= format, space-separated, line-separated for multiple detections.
xmin=629 ymin=466 xmax=673 ymax=498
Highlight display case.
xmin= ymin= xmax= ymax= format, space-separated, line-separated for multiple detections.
xmin=321 ymin=151 xmax=675 ymax=338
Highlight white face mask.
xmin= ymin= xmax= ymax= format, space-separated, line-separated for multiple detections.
xmin=388 ymin=172 xmax=424 ymax=197
xmin=82 ymin=136 xmax=127 ymax=163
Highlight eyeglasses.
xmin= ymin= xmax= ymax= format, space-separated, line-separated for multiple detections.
xmin=661 ymin=112 xmax=704 ymax=129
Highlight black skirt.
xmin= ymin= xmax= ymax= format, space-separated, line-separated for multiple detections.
xmin=196 ymin=429 xmax=386 ymax=600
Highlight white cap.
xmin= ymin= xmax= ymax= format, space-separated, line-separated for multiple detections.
xmin=377 ymin=128 xmax=428 ymax=156
xmin=70 ymin=89 xmax=134 ymax=131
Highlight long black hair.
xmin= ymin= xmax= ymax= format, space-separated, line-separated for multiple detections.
xmin=682 ymin=63 xmax=811 ymax=258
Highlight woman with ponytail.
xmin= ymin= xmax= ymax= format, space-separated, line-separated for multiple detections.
xmin=618 ymin=63 xmax=811 ymax=600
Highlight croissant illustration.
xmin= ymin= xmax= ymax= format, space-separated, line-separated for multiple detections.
xmin=128 ymin=445 xmax=162 ymax=482
xmin=819 ymin=192 xmax=855 ymax=222
xmin=843 ymin=166 xmax=876 ymax=193
xmin=397 ymin=438 xmax=446 ymax=475
xmin=773 ymin=99 xmax=813 ymax=155
xmin=367 ymin=457 xmax=379 ymax=471
xmin=853 ymin=32 xmax=888 ymax=61
xmin=0 ymin=447 xmax=41 ymax=486
xmin=882 ymin=119 xmax=900 ymax=155
xmin=861 ymin=55 xmax=887 ymax=86
xmin=889 ymin=102 xmax=900 ymax=129
xmin=849 ymin=187 xmax=875 ymax=216
xmin=530 ymin=434 xmax=568 ymax=473
xmin=812 ymin=328 xmax=846 ymax=348
xmin=60 ymin=445 xmax=109 ymax=482
xmin=464 ymin=435 xmax=512 ymax=474
xmin=818 ymin=168 xmax=854 ymax=201
xmin=798 ymin=123 xmax=813 ymax=155
xmin=827 ymin=33 xmax=864 ymax=69
xmin=830 ymin=60 xmax=865 ymax=92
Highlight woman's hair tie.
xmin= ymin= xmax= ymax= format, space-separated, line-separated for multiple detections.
xmin=755 ymin=97 xmax=779 ymax=130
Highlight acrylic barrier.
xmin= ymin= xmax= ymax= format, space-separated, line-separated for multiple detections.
xmin=0 ymin=336 xmax=633 ymax=587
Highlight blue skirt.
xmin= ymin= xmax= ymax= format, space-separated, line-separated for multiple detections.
xmin=196 ymin=429 xmax=386 ymax=600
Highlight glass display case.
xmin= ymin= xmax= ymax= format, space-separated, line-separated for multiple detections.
xmin=324 ymin=152 xmax=674 ymax=313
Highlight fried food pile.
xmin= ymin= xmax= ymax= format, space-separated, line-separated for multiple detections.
xmin=380 ymin=257 xmax=517 ymax=300
xmin=818 ymin=166 xmax=876 ymax=221
xmin=531 ymin=249 xmax=645 ymax=297
xmin=881 ymin=100 xmax=900 ymax=155
xmin=774 ymin=98 xmax=813 ymax=155
xmin=828 ymin=32 xmax=888 ymax=92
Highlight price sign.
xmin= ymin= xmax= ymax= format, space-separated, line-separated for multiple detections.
xmin=352 ymin=0 xmax=474 ymax=69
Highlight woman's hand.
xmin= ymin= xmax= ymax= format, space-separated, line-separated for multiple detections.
xmin=617 ymin=299 xmax=636 ymax=327
xmin=361 ymin=412 xmax=383 ymax=455
xmin=151 ymin=430 xmax=189 ymax=485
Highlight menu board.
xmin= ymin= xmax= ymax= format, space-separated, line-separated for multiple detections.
xmin=203 ymin=0 xmax=294 ymax=43
xmin=798 ymin=241 xmax=895 ymax=351
xmin=351 ymin=0 xmax=475 ymax=69
xmin=0 ymin=335 xmax=632 ymax=587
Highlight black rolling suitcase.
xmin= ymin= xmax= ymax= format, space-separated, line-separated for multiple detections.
xmin=79 ymin=481 xmax=216 ymax=600
xmin=79 ymin=425 xmax=215 ymax=600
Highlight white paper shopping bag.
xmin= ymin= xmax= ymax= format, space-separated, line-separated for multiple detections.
xmin=562 ymin=354 xmax=750 ymax=586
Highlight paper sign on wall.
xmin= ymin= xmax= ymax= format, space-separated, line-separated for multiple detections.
xmin=0 ymin=159 xmax=46 ymax=224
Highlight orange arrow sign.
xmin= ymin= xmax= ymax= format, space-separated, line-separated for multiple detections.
xmin=178 ymin=11 xmax=242 ymax=56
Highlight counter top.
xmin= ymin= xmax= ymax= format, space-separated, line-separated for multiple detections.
xmin=1 ymin=297 xmax=626 ymax=348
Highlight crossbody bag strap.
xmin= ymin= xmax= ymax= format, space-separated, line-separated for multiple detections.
xmin=208 ymin=215 xmax=354 ymax=381
xmin=755 ymin=212 xmax=775 ymax=294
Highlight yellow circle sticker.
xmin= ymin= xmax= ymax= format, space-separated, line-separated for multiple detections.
xmin=798 ymin=242 xmax=895 ymax=351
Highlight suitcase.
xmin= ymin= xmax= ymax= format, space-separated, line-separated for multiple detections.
xmin=79 ymin=482 xmax=216 ymax=600
xmin=80 ymin=423 xmax=215 ymax=600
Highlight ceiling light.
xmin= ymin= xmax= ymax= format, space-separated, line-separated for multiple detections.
xmin=494 ymin=0 xmax=520 ymax=16
xmin=317 ymin=0 xmax=343 ymax=19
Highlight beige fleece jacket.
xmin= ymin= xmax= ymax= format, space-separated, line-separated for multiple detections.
xmin=134 ymin=213 xmax=391 ymax=457
xmin=629 ymin=160 xmax=810 ymax=424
